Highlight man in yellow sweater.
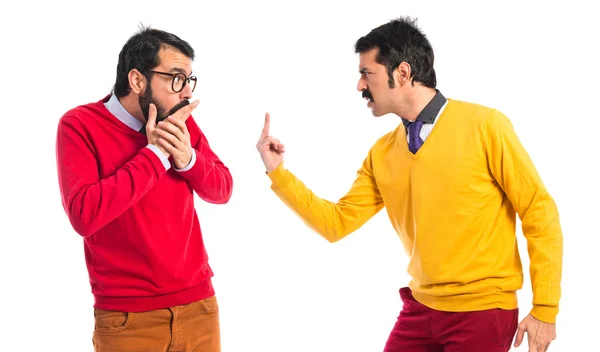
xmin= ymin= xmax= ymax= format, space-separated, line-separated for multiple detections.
xmin=256 ymin=17 xmax=562 ymax=352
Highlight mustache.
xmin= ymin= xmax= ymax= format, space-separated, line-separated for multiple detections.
xmin=362 ymin=89 xmax=374 ymax=101
xmin=157 ymin=99 xmax=190 ymax=123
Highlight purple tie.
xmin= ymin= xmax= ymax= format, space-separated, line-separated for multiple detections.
xmin=408 ymin=120 xmax=425 ymax=154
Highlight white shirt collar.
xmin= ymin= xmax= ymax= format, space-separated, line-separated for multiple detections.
xmin=104 ymin=93 xmax=144 ymax=131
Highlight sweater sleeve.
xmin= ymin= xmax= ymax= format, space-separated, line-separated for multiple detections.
xmin=174 ymin=117 xmax=233 ymax=204
xmin=266 ymin=150 xmax=384 ymax=243
xmin=56 ymin=115 xmax=168 ymax=238
xmin=483 ymin=109 xmax=563 ymax=323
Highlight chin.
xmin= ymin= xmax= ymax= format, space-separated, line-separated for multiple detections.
xmin=370 ymin=108 xmax=385 ymax=117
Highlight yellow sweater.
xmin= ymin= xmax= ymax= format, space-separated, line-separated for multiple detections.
xmin=267 ymin=98 xmax=563 ymax=323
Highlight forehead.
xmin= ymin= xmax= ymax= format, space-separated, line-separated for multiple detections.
xmin=156 ymin=47 xmax=193 ymax=74
xmin=358 ymin=48 xmax=380 ymax=70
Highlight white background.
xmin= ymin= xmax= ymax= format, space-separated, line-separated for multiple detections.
xmin=1 ymin=0 xmax=598 ymax=351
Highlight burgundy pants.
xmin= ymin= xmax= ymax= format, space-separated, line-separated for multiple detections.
xmin=383 ymin=287 xmax=518 ymax=352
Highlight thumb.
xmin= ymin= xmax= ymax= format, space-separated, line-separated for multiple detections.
xmin=146 ymin=104 xmax=157 ymax=130
xmin=514 ymin=324 xmax=526 ymax=347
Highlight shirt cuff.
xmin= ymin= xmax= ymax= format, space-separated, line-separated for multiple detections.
xmin=174 ymin=148 xmax=196 ymax=172
xmin=145 ymin=144 xmax=171 ymax=171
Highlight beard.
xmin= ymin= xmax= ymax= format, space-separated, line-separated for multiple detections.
xmin=139 ymin=85 xmax=190 ymax=124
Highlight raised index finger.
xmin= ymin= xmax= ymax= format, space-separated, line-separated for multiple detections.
xmin=260 ymin=112 xmax=270 ymax=139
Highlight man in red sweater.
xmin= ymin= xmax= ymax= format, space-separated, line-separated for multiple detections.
xmin=55 ymin=26 xmax=232 ymax=351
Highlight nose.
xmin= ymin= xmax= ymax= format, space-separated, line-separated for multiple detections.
xmin=179 ymin=80 xmax=193 ymax=100
xmin=357 ymin=77 xmax=367 ymax=92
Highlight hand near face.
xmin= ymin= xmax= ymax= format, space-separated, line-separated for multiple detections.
xmin=256 ymin=112 xmax=285 ymax=172
xmin=146 ymin=103 xmax=171 ymax=158
xmin=146 ymin=100 xmax=200 ymax=169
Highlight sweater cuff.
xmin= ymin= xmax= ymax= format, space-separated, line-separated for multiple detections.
xmin=145 ymin=144 xmax=171 ymax=171
xmin=530 ymin=305 xmax=558 ymax=324
xmin=266 ymin=162 xmax=289 ymax=185
xmin=140 ymin=146 xmax=170 ymax=177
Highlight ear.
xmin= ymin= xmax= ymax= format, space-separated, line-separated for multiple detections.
xmin=128 ymin=69 xmax=146 ymax=94
xmin=396 ymin=62 xmax=412 ymax=86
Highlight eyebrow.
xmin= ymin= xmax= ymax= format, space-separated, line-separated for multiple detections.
xmin=169 ymin=67 xmax=193 ymax=75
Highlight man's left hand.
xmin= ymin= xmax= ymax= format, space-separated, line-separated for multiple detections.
xmin=156 ymin=116 xmax=193 ymax=169
xmin=514 ymin=313 xmax=556 ymax=351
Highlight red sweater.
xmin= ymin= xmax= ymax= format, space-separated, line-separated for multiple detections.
xmin=55 ymin=95 xmax=233 ymax=312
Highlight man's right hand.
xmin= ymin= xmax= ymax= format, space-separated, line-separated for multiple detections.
xmin=146 ymin=101 xmax=199 ymax=158
xmin=146 ymin=104 xmax=170 ymax=158
xmin=256 ymin=112 xmax=285 ymax=172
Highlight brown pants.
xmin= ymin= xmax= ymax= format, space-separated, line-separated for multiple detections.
xmin=92 ymin=296 xmax=220 ymax=352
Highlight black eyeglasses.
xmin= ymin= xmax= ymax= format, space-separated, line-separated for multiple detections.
xmin=147 ymin=70 xmax=197 ymax=93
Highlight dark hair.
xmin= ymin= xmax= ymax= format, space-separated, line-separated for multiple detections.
xmin=113 ymin=24 xmax=195 ymax=97
xmin=354 ymin=16 xmax=436 ymax=88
